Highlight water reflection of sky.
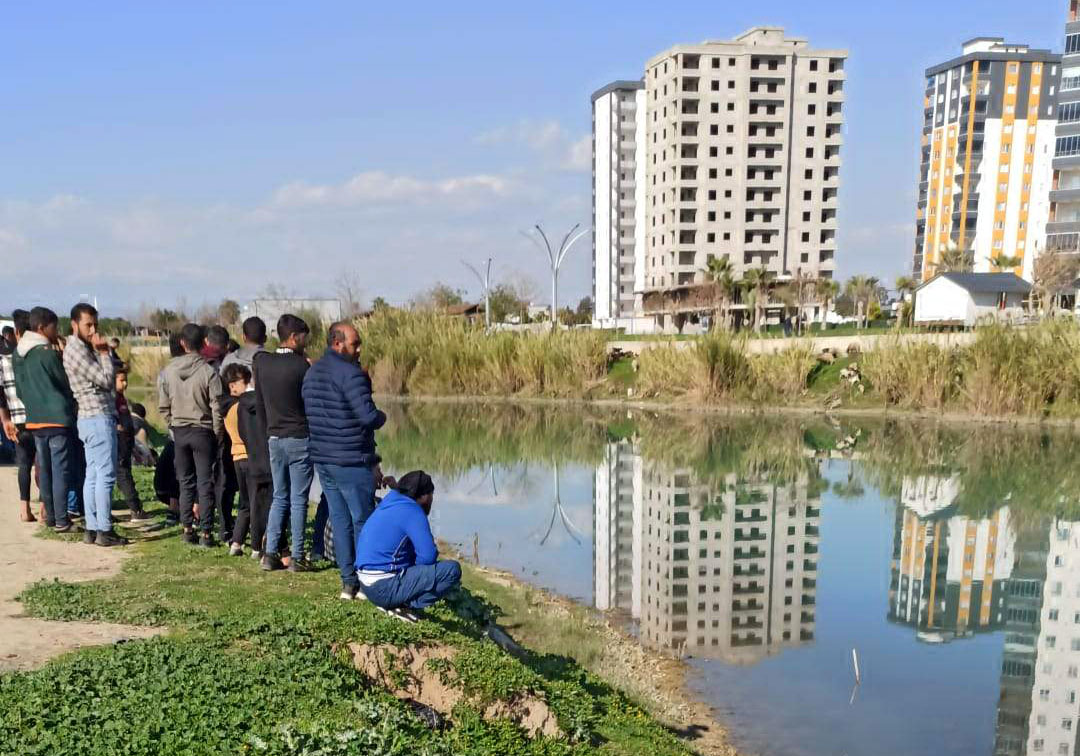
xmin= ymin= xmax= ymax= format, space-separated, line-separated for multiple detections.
xmin=382 ymin=409 xmax=1080 ymax=756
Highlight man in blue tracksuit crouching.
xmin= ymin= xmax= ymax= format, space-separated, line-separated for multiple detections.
xmin=354 ymin=470 xmax=461 ymax=620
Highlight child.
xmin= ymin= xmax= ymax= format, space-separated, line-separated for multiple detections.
xmin=128 ymin=402 xmax=157 ymax=467
xmin=114 ymin=366 xmax=150 ymax=521
xmin=221 ymin=364 xmax=250 ymax=555
xmin=223 ymin=363 xmax=275 ymax=559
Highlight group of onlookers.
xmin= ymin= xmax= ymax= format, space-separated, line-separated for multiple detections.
xmin=1 ymin=305 xmax=459 ymax=620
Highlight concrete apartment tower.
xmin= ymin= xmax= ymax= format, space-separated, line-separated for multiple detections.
xmin=591 ymin=27 xmax=848 ymax=333
xmin=1048 ymin=1 xmax=1080 ymax=254
xmin=914 ymin=39 xmax=1060 ymax=282
xmin=591 ymin=82 xmax=649 ymax=331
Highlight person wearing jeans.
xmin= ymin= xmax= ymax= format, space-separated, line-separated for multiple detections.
xmin=158 ymin=323 xmax=223 ymax=547
xmin=354 ymin=471 xmax=461 ymax=621
xmin=254 ymin=314 xmax=312 ymax=572
xmin=302 ymin=321 xmax=387 ymax=598
xmin=12 ymin=307 xmax=78 ymax=533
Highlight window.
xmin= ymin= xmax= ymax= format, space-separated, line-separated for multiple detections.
xmin=1051 ymin=609 xmax=1061 ymax=621
xmin=1071 ymin=638 xmax=1080 ymax=651
xmin=1048 ymin=636 xmax=1058 ymax=649
xmin=711 ymin=102 xmax=719 ymax=113
xmin=810 ymin=60 xmax=818 ymax=71
xmin=728 ymin=80 xmax=735 ymax=90
xmin=1068 ymin=34 xmax=1080 ymax=54
xmin=805 ymin=169 xmax=813 ymax=179
xmin=711 ymin=80 xmax=719 ymax=91
xmin=809 ymin=82 xmax=817 ymax=93
xmin=727 ymin=102 xmax=735 ymax=111
xmin=808 ymin=104 xmax=816 ymax=115
xmin=1060 ymin=102 xmax=1080 ymax=123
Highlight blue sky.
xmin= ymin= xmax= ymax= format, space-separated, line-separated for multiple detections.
xmin=0 ymin=1 xmax=1066 ymax=316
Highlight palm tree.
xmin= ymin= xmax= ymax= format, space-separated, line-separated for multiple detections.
xmin=894 ymin=276 xmax=917 ymax=329
xmin=990 ymin=253 xmax=1023 ymax=272
xmin=791 ymin=270 xmax=816 ymax=335
xmin=933 ymin=240 xmax=974 ymax=275
xmin=702 ymin=255 xmax=735 ymax=330
xmin=741 ymin=267 xmax=773 ymax=333
xmin=844 ymin=275 xmax=880 ymax=329
xmin=817 ymin=278 xmax=840 ymax=332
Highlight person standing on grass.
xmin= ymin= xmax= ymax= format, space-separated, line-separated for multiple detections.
xmin=303 ymin=321 xmax=386 ymax=599
xmin=255 ymin=314 xmax=313 ymax=572
xmin=159 ymin=323 xmax=223 ymax=547
xmin=0 ymin=310 xmax=37 ymax=522
xmin=221 ymin=317 xmax=267 ymax=372
xmin=354 ymin=471 xmax=461 ymax=622
xmin=206 ymin=324 xmax=239 ymax=544
xmin=114 ymin=365 xmax=150 ymax=521
xmin=13 ymin=307 xmax=77 ymax=534
xmin=64 ymin=302 xmax=128 ymax=547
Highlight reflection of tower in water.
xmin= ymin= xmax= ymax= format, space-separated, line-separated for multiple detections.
xmin=889 ymin=476 xmax=1014 ymax=642
xmin=593 ymin=441 xmax=821 ymax=663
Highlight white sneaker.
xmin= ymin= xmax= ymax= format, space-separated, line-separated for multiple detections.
xmin=377 ymin=606 xmax=418 ymax=623
xmin=339 ymin=590 xmax=356 ymax=601
xmin=251 ymin=550 xmax=261 ymax=560
xmin=229 ymin=544 xmax=243 ymax=557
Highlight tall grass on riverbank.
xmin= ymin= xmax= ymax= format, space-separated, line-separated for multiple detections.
xmin=358 ymin=309 xmax=608 ymax=397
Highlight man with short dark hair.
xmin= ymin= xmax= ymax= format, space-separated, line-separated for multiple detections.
xmin=303 ymin=321 xmax=386 ymax=598
xmin=13 ymin=307 xmax=77 ymax=533
xmin=159 ymin=323 xmax=223 ymax=546
xmin=221 ymin=316 xmax=267 ymax=372
xmin=202 ymin=325 xmax=230 ymax=373
xmin=63 ymin=302 xmax=127 ymax=546
xmin=1 ymin=310 xmax=35 ymax=522
xmin=255 ymin=314 xmax=313 ymax=572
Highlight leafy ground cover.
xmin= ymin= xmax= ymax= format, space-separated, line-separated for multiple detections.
xmin=6 ymin=470 xmax=697 ymax=756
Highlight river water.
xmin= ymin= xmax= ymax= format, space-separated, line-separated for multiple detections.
xmin=378 ymin=401 xmax=1080 ymax=756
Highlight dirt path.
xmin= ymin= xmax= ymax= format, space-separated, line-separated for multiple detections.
xmin=0 ymin=468 xmax=160 ymax=672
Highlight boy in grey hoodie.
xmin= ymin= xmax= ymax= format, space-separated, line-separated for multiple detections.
xmin=158 ymin=323 xmax=223 ymax=546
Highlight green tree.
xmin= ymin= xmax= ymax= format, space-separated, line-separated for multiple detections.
xmin=413 ymin=283 xmax=465 ymax=311
xmin=217 ymin=299 xmax=241 ymax=326
xmin=817 ymin=278 xmax=840 ymax=331
xmin=486 ymin=284 xmax=527 ymax=323
xmin=844 ymin=275 xmax=881 ymax=329
xmin=371 ymin=297 xmax=390 ymax=312
xmin=741 ymin=267 xmax=773 ymax=333
xmin=149 ymin=308 xmax=184 ymax=333
xmin=574 ymin=296 xmax=593 ymax=325
xmin=894 ymin=276 xmax=917 ymax=328
xmin=990 ymin=253 xmax=1023 ymax=271
xmin=702 ymin=255 xmax=736 ymax=330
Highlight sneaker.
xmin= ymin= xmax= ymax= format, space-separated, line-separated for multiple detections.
xmin=96 ymin=530 xmax=129 ymax=547
xmin=198 ymin=533 xmax=216 ymax=549
xmin=260 ymin=553 xmax=285 ymax=571
xmin=339 ymin=589 xmax=356 ymax=601
xmin=53 ymin=523 xmax=74 ymax=534
xmin=83 ymin=529 xmax=97 ymax=545
xmin=181 ymin=529 xmax=197 ymax=545
xmin=251 ymin=550 xmax=262 ymax=560
xmin=129 ymin=508 xmax=152 ymax=522
xmin=287 ymin=558 xmax=312 ymax=573
xmin=376 ymin=606 xmax=418 ymax=624
xmin=229 ymin=543 xmax=244 ymax=557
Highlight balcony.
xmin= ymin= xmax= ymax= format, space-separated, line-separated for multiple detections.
xmin=1063 ymin=76 xmax=1080 ymax=92
xmin=733 ymin=584 xmax=766 ymax=595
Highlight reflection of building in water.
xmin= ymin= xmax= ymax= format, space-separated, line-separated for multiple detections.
xmin=889 ymin=476 xmax=1015 ymax=642
xmin=593 ymin=442 xmax=821 ymax=663
xmin=1023 ymin=521 xmax=1080 ymax=756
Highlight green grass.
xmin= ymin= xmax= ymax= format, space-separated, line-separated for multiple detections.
xmin=606 ymin=357 xmax=637 ymax=391
xmin=7 ymin=472 xmax=694 ymax=756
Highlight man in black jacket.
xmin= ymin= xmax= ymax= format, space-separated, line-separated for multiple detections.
xmin=254 ymin=314 xmax=312 ymax=572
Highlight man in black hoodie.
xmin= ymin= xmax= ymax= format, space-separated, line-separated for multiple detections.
xmin=254 ymin=314 xmax=312 ymax=571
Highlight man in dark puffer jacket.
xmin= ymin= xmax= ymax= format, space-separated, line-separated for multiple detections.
xmin=302 ymin=321 xmax=386 ymax=599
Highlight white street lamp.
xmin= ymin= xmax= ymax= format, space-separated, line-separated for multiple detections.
xmin=462 ymin=257 xmax=493 ymax=329
xmin=524 ymin=223 xmax=589 ymax=330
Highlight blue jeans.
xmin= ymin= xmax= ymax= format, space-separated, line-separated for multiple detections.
xmin=360 ymin=561 xmax=462 ymax=610
xmin=315 ymin=463 xmax=376 ymax=588
xmin=265 ymin=436 xmax=313 ymax=561
xmin=33 ymin=431 xmax=73 ymax=529
xmin=77 ymin=415 xmax=118 ymax=533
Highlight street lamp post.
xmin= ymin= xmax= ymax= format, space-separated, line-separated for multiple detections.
xmin=524 ymin=223 xmax=589 ymax=330
xmin=462 ymin=257 xmax=493 ymax=329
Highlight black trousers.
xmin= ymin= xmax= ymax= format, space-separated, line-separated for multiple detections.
xmin=233 ymin=459 xmax=272 ymax=551
xmin=115 ymin=430 xmax=142 ymax=511
xmin=214 ymin=437 xmax=238 ymax=541
xmin=172 ymin=427 xmax=218 ymax=533
xmin=14 ymin=425 xmax=36 ymax=502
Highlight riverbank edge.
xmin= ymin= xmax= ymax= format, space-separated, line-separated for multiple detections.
xmin=377 ymin=392 xmax=1080 ymax=430
xmin=461 ymin=560 xmax=736 ymax=756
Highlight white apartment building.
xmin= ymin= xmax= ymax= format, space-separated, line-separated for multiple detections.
xmin=592 ymin=83 xmax=652 ymax=332
xmin=1049 ymin=2 xmax=1080 ymax=254
xmin=592 ymin=27 xmax=848 ymax=333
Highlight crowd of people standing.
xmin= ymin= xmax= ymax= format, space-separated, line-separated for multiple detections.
xmin=0 ymin=306 xmax=460 ymax=621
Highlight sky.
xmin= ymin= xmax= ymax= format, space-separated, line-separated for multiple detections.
xmin=0 ymin=1 xmax=1067 ymax=317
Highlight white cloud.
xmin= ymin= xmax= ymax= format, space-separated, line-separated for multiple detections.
xmin=270 ymin=170 xmax=513 ymax=208
xmin=476 ymin=119 xmax=590 ymax=173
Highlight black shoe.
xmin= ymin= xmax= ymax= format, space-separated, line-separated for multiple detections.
xmin=96 ymin=530 xmax=129 ymax=547
xmin=83 ymin=529 xmax=97 ymax=544
xmin=53 ymin=523 xmax=74 ymax=534
xmin=260 ymin=553 xmax=285 ymax=571
xmin=287 ymin=558 xmax=312 ymax=573
xmin=199 ymin=533 xmax=216 ymax=549
xmin=129 ymin=508 xmax=152 ymax=522
xmin=181 ymin=529 xmax=197 ymax=545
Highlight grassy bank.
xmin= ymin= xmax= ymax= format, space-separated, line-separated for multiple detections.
xmin=5 ymin=471 xmax=711 ymax=756
xmin=357 ymin=311 xmax=1080 ymax=419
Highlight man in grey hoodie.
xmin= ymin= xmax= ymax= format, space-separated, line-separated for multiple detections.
xmin=220 ymin=317 xmax=267 ymax=372
xmin=158 ymin=323 xmax=223 ymax=546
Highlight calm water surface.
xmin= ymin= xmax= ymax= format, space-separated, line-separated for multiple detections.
xmin=380 ymin=402 xmax=1080 ymax=756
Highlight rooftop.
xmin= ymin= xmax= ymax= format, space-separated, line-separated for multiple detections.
xmin=919 ymin=272 xmax=1032 ymax=294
